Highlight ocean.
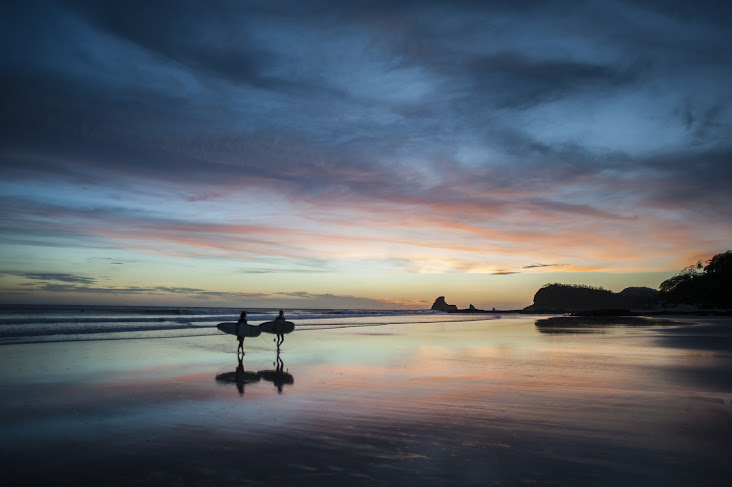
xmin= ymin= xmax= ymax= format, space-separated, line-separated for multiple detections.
xmin=0 ymin=304 xmax=496 ymax=345
xmin=1 ymin=305 xmax=731 ymax=485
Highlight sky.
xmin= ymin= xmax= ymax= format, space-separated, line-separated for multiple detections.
xmin=1 ymin=0 xmax=731 ymax=310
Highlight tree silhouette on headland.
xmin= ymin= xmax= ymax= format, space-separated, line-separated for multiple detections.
xmin=659 ymin=250 xmax=732 ymax=307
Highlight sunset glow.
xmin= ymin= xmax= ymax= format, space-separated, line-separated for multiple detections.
xmin=1 ymin=1 xmax=730 ymax=309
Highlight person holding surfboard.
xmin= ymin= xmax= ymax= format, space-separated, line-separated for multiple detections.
xmin=236 ymin=311 xmax=247 ymax=355
xmin=274 ymin=310 xmax=286 ymax=349
xmin=255 ymin=311 xmax=294 ymax=350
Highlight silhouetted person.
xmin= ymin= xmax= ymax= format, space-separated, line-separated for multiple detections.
xmin=274 ymin=309 xmax=286 ymax=349
xmin=236 ymin=311 xmax=247 ymax=356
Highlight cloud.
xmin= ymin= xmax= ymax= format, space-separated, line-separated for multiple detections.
xmin=3 ymin=1 xmax=730 ymax=203
xmin=3 ymin=280 xmax=271 ymax=300
xmin=3 ymin=271 xmax=96 ymax=285
xmin=240 ymin=268 xmax=329 ymax=274
xmin=466 ymin=51 xmax=640 ymax=109
xmin=1 ymin=0 xmax=731 ymax=301
xmin=275 ymin=291 xmax=412 ymax=309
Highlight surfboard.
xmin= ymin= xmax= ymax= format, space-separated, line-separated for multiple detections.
xmin=216 ymin=322 xmax=262 ymax=338
xmin=258 ymin=319 xmax=295 ymax=335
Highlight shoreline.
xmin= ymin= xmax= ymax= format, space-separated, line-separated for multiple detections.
xmin=2 ymin=315 xmax=731 ymax=486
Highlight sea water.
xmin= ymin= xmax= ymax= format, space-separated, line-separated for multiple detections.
xmin=0 ymin=304 xmax=497 ymax=345
xmin=1 ymin=307 xmax=731 ymax=485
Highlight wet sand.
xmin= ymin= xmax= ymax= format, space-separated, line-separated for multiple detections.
xmin=1 ymin=316 xmax=731 ymax=486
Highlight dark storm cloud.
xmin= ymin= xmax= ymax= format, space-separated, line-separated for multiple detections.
xmin=1 ymin=0 xmax=731 ymax=224
xmin=466 ymin=51 xmax=640 ymax=109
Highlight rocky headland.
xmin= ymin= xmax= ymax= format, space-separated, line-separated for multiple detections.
xmin=522 ymin=284 xmax=659 ymax=314
xmin=430 ymin=251 xmax=732 ymax=316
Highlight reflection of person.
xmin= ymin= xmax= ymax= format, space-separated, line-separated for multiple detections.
xmin=258 ymin=350 xmax=294 ymax=394
xmin=214 ymin=355 xmax=261 ymax=396
xmin=273 ymin=353 xmax=286 ymax=393
xmin=236 ymin=311 xmax=247 ymax=355
xmin=235 ymin=355 xmax=245 ymax=395
xmin=274 ymin=309 xmax=286 ymax=349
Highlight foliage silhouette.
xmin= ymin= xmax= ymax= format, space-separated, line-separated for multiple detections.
xmin=659 ymin=250 xmax=732 ymax=307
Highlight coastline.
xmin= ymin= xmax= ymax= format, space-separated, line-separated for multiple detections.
xmin=1 ymin=314 xmax=731 ymax=486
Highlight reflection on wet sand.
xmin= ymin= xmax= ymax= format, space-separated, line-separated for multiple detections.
xmin=215 ymin=351 xmax=294 ymax=395
xmin=4 ymin=317 xmax=731 ymax=486
xmin=215 ymin=356 xmax=260 ymax=395
xmin=257 ymin=353 xmax=294 ymax=393
xmin=535 ymin=315 xmax=683 ymax=333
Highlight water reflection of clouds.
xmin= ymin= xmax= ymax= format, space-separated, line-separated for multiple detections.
xmin=6 ymin=315 xmax=732 ymax=486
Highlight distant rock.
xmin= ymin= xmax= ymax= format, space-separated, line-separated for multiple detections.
xmin=431 ymin=296 xmax=458 ymax=312
xmin=430 ymin=298 xmax=491 ymax=313
xmin=450 ymin=303 xmax=490 ymax=313
xmin=523 ymin=284 xmax=658 ymax=313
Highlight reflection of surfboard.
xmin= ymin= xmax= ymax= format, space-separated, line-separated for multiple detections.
xmin=259 ymin=320 xmax=295 ymax=335
xmin=215 ymin=370 xmax=261 ymax=385
xmin=217 ymin=322 xmax=262 ymax=337
xmin=258 ymin=369 xmax=294 ymax=385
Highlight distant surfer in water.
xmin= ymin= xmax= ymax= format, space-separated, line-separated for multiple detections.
xmin=236 ymin=311 xmax=247 ymax=355
xmin=274 ymin=309 xmax=286 ymax=349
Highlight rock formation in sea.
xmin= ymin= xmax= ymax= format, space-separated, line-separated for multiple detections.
xmin=431 ymin=298 xmax=490 ymax=313
xmin=431 ymin=296 xmax=458 ymax=312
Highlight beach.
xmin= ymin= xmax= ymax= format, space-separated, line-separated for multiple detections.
xmin=1 ymin=313 xmax=731 ymax=486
